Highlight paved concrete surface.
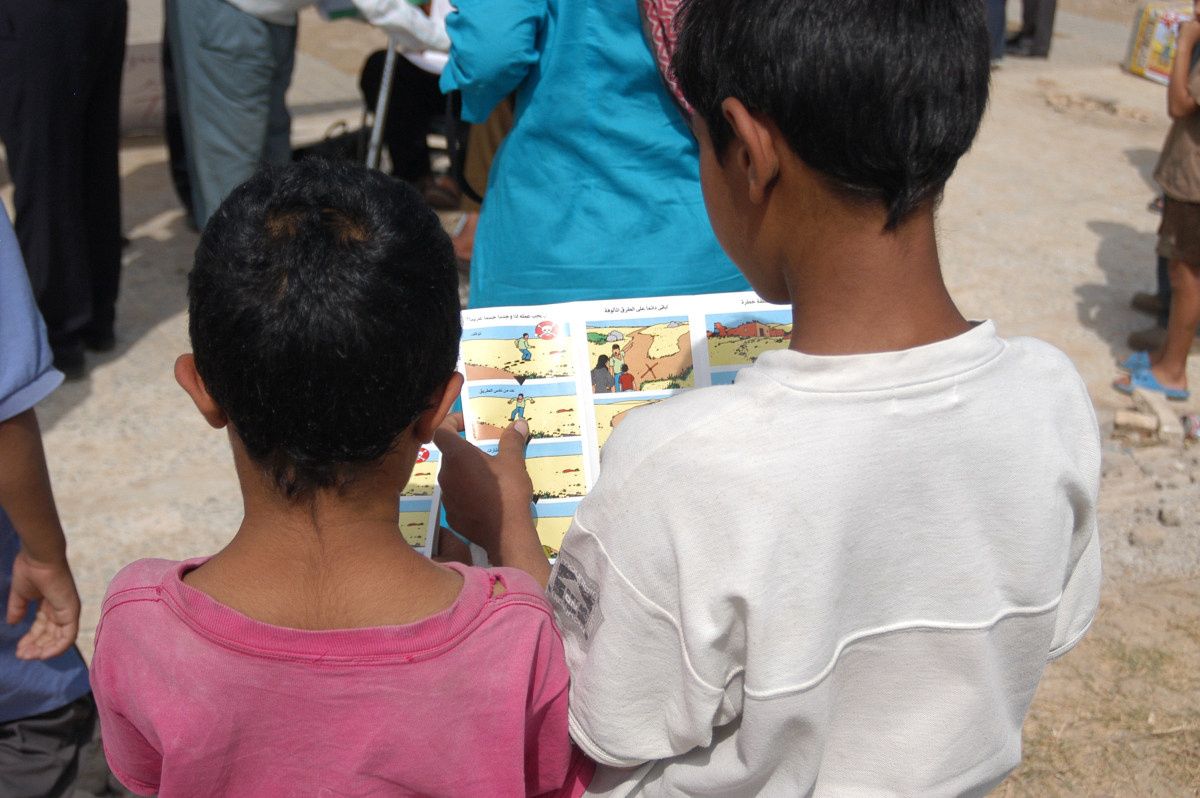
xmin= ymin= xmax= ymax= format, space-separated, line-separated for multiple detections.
xmin=1 ymin=3 xmax=1197 ymax=794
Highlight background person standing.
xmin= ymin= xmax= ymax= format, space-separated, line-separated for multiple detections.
xmin=166 ymin=0 xmax=450 ymax=230
xmin=0 ymin=0 xmax=128 ymax=379
xmin=0 ymin=208 xmax=94 ymax=798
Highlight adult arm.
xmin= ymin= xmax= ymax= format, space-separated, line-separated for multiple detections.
xmin=1168 ymin=20 xmax=1200 ymax=119
xmin=0 ymin=409 xmax=80 ymax=660
xmin=351 ymin=0 xmax=450 ymax=52
xmin=0 ymin=205 xmax=77 ymax=661
xmin=438 ymin=0 xmax=547 ymax=122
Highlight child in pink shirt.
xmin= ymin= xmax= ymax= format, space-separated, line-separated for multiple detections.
xmin=90 ymin=161 xmax=592 ymax=797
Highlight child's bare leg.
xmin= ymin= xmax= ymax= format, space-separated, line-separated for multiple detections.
xmin=1148 ymin=258 xmax=1200 ymax=389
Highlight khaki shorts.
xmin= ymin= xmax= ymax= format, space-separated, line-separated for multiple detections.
xmin=1157 ymin=196 xmax=1200 ymax=265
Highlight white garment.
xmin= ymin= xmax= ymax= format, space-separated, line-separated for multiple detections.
xmin=548 ymin=322 xmax=1101 ymax=798
xmin=228 ymin=0 xmax=449 ymax=52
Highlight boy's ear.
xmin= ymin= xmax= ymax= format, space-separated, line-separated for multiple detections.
xmin=721 ymin=98 xmax=780 ymax=205
xmin=414 ymin=372 xmax=465 ymax=444
xmin=174 ymin=354 xmax=228 ymax=430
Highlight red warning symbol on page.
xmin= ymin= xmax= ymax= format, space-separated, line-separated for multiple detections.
xmin=535 ymin=320 xmax=558 ymax=340
xmin=416 ymin=447 xmax=430 ymax=463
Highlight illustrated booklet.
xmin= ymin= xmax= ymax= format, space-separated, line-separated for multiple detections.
xmin=403 ymin=291 xmax=792 ymax=559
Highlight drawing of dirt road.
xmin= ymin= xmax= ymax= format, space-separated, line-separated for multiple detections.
xmin=626 ymin=330 xmax=693 ymax=389
xmin=462 ymin=339 xmax=574 ymax=382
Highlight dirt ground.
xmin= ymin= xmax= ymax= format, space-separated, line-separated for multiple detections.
xmin=984 ymin=5 xmax=1200 ymax=794
xmin=1001 ymin=441 xmax=1200 ymax=795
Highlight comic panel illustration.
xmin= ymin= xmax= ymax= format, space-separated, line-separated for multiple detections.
xmin=593 ymin=395 xmax=666 ymax=453
xmin=461 ymin=321 xmax=573 ymax=383
xmin=706 ymin=309 xmax=793 ymax=368
xmin=398 ymin=497 xmax=435 ymax=549
xmin=475 ymin=438 xmax=585 ymax=505
xmin=467 ymin=382 xmax=580 ymax=441
xmin=402 ymin=445 xmax=440 ymax=497
xmin=533 ymin=500 xmax=579 ymax=562
xmin=586 ymin=316 xmax=694 ymax=393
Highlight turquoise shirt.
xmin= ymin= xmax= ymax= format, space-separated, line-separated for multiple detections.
xmin=441 ymin=0 xmax=749 ymax=308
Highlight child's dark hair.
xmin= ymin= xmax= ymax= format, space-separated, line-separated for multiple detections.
xmin=673 ymin=0 xmax=991 ymax=229
xmin=188 ymin=160 xmax=461 ymax=498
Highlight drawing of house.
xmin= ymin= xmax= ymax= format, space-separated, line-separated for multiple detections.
xmin=710 ymin=321 xmax=789 ymax=339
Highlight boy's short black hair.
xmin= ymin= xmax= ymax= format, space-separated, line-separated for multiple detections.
xmin=673 ymin=0 xmax=991 ymax=229
xmin=189 ymin=160 xmax=461 ymax=498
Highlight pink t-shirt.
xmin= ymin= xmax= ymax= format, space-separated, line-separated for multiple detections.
xmin=91 ymin=558 xmax=592 ymax=797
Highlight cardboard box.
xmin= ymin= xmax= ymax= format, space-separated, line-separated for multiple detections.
xmin=1126 ymin=3 xmax=1196 ymax=85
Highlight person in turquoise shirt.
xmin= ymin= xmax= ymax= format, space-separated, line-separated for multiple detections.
xmin=440 ymin=0 xmax=749 ymax=308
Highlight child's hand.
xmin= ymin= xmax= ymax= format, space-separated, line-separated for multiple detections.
xmin=7 ymin=548 xmax=81 ymax=660
xmin=434 ymin=413 xmax=540 ymax=565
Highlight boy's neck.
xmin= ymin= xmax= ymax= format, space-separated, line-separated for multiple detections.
xmin=781 ymin=206 xmax=969 ymax=356
xmin=184 ymin=441 xmax=462 ymax=630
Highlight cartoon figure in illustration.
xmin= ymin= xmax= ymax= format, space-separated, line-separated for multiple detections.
xmin=618 ymin=363 xmax=635 ymax=393
xmin=516 ymin=332 xmax=533 ymax=362
xmin=608 ymin=343 xmax=625 ymax=390
xmin=509 ymin=393 xmax=527 ymax=421
xmin=591 ymin=355 xmax=614 ymax=393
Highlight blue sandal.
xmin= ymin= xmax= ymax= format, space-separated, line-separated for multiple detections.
xmin=1113 ymin=366 xmax=1190 ymax=401
xmin=1119 ymin=350 xmax=1151 ymax=372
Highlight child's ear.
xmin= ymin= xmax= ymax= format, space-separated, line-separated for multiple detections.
xmin=414 ymin=372 xmax=466 ymax=444
xmin=174 ymin=354 xmax=228 ymax=429
xmin=721 ymin=98 xmax=780 ymax=205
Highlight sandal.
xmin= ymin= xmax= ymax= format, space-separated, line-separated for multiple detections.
xmin=1119 ymin=350 xmax=1151 ymax=372
xmin=1113 ymin=366 xmax=1190 ymax=401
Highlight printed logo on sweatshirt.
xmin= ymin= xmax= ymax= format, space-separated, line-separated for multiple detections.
xmin=548 ymin=552 xmax=602 ymax=647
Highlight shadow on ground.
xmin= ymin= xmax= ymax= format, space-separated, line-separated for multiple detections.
xmin=1124 ymin=146 xmax=1161 ymax=194
xmin=1076 ymin=220 xmax=1159 ymax=364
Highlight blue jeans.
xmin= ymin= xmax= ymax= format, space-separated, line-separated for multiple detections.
xmin=520 ymin=349 xmax=531 ymax=361
xmin=510 ymin=406 xmax=525 ymax=421
xmin=167 ymin=0 xmax=295 ymax=227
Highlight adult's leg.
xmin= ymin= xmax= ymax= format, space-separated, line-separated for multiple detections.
xmin=171 ymin=0 xmax=284 ymax=226
xmin=0 ymin=693 xmax=97 ymax=798
xmin=263 ymin=21 xmax=297 ymax=166
xmin=0 ymin=1 xmax=93 ymax=362
xmin=1029 ymin=0 xmax=1056 ymax=56
xmin=359 ymin=53 xmax=445 ymax=182
xmin=985 ymin=0 xmax=1007 ymax=61
xmin=80 ymin=0 xmax=128 ymax=348
xmin=162 ymin=13 xmax=194 ymax=218
xmin=1019 ymin=0 xmax=1036 ymax=40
